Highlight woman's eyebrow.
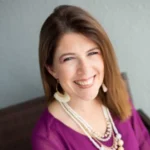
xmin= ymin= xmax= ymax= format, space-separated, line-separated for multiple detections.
xmin=59 ymin=53 xmax=75 ymax=61
xmin=59 ymin=47 xmax=99 ymax=59
xmin=86 ymin=47 xmax=99 ymax=53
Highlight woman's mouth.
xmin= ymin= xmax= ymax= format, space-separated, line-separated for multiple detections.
xmin=74 ymin=75 xmax=96 ymax=88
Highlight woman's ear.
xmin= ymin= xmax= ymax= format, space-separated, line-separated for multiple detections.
xmin=45 ymin=65 xmax=58 ymax=79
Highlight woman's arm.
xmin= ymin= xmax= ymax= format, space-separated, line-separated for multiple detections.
xmin=131 ymin=104 xmax=150 ymax=149
xmin=31 ymin=133 xmax=65 ymax=150
xmin=32 ymin=134 xmax=54 ymax=150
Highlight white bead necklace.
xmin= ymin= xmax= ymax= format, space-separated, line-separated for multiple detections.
xmin=62 ymin=103 xmax=113 ymax=141
xmin=58 ymin=101 xmax=124 ymax=150
xmin=60 ymin=102 xmax=102 ymax=149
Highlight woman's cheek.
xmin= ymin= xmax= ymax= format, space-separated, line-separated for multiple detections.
xmin=58 ymin=65 xmax=76 ymax=76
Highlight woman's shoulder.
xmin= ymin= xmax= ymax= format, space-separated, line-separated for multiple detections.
xmin=31 ymin=107 xmax=57 ymax=139
xmin=31 ymin=105 xmax=68 ymax=150
xmin=31 ymin=101 xmax=65 ymax=139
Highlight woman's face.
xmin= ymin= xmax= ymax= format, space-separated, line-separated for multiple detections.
xmin=48 ymin=33 xmax=104 ymax=101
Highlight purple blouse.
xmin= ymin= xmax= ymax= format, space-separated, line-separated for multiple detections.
xmin=31 ymin=105 xmax=150 ymax=150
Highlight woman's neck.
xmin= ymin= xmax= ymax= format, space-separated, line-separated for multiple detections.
xmin=67 ymin=97 xmax=102 ymax=117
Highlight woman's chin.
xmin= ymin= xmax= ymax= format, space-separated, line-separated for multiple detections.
xmin=77 ymin=92 xmax=99 ymax=102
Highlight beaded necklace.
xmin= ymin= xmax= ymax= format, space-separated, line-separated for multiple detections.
xmin=59 ymin=102 xmax=124 ymax=150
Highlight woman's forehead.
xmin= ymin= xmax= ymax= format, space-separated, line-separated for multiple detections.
xmin=55 ymin=33 xmax=98 ymax=55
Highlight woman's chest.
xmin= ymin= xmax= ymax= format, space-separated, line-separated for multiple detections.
xmin=60 ymin=120 xmax=140 ymax=150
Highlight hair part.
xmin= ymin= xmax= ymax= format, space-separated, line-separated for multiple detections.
xmin=39 ymin=5 xmax=131 ymax=121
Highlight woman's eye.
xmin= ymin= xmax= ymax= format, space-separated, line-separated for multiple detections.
xmin=63 ymin=57 xmax=74 ymax=62
xmin=88 ymin=51 xmax=99 ymax=56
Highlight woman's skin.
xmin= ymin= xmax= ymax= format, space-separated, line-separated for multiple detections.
xmin=47 ymin=32 xmax=107 ymax=137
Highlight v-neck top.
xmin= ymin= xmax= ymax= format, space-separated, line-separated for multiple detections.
xmin=31 ymin=105 xmax=150 ymax=150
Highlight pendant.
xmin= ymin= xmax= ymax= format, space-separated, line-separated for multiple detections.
xmin=117 ymin=147 xmax=124 ymax=150
xmin=100 ymin=146 xmax=105 ymax=150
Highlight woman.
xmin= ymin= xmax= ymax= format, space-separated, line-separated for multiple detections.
xmin=31 ymin=5 xmax=150 ymax=150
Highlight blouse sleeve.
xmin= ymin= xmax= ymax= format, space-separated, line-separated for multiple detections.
xmin=31 ymin=132 xmax=66 ymax=150
xmin=31 ymin=119 xmax=67 ymax=150
xmin=130 ymin=104 xmax=150 ymax=149
xmin=32 ymin=134 xmax=56 ymax=150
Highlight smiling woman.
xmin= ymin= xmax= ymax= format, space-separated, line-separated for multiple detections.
xmin=31 ymin=5 xmax=150 ymax=150
xmin=46 ymin=33 xmax=104 ymax=102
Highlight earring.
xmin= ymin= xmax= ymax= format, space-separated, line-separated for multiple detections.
xmin=102 ymin=83 xmax=108 ymax=92
xmin=54 ymin=80 xmax=70 ymax=103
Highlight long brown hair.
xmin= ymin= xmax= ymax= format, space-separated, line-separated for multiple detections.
xmin=39 ymin=5 xmax=131 ymax=120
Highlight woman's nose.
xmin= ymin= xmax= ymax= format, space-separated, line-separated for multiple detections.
xmin=76 ymin=59 xmax=90 ymax=75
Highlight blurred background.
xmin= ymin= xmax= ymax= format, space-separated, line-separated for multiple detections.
xmin=0 ymin=0 xmax=150 ymax=116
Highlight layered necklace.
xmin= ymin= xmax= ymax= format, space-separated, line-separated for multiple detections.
xmin=54 ymin=93 xmax=124 ymax=150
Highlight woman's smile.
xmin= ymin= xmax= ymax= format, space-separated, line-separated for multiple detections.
xmin=74 ymin=75 xmax=96 ymax=89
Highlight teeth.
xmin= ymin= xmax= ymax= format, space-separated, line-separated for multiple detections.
xmin=75 ymin=77 xmax=94 ymax=86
